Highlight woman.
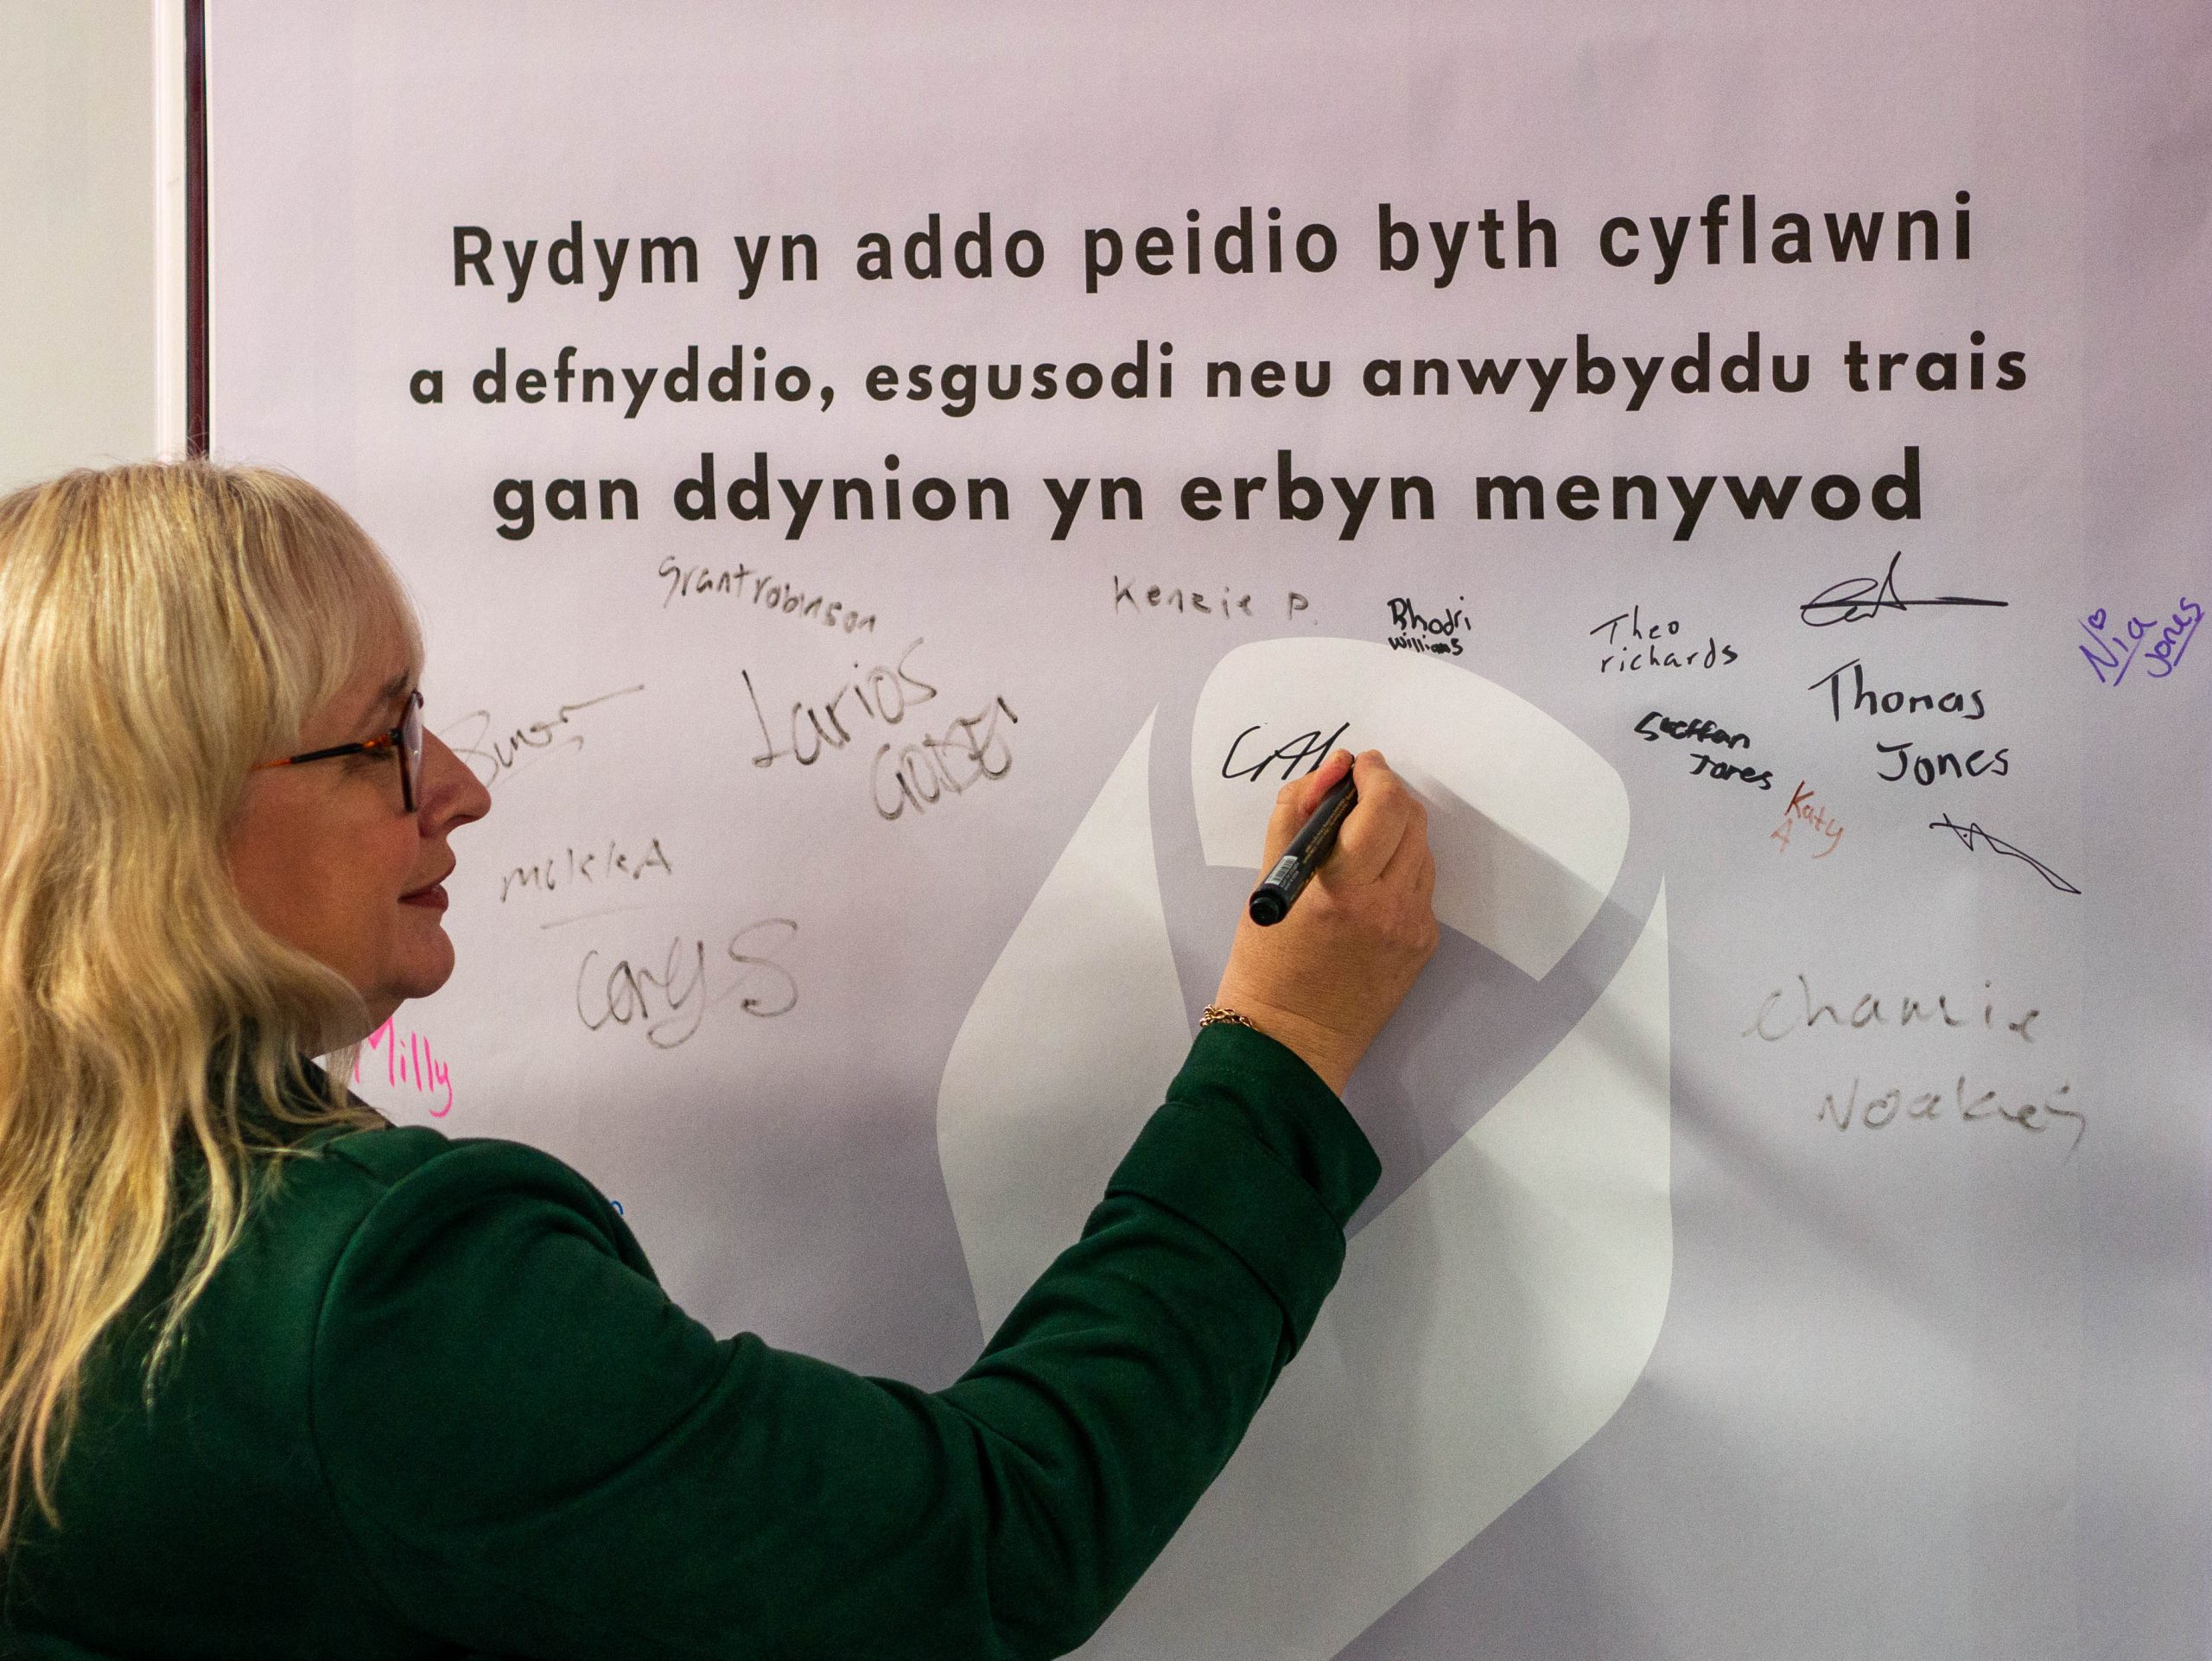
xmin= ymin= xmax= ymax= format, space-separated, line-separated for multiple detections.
xmin=0 ymin=462 xmax=1437 ymax=1658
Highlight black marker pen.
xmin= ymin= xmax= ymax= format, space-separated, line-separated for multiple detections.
xmin=1248 ymin=772 xmax=1358 ymax=926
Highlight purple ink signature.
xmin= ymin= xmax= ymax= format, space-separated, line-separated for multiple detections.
xmin=2079 ymin=599 xmax=2201 ymax=685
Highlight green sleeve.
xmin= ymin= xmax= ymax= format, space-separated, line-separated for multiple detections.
xmin=312 ymin=1023 xmax=1379 ymax=1660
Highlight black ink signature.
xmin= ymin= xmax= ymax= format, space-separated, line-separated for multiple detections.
xmin=1800 ymin=551 xmax=2009 ymax=626
xmin=1812 ymin=1074 xmax=2082 ymax=1153
xmin=1223 ymin=720 xmax=1351 ymax=783
xmin=575 ymin=920 xmax=799 ymax=1050
xmin=872 ymin=697 xmax=1020 ymax=821
xmin=1929 ymin=815 xmax=2081 ymax=894
xmin=442 ymin=684 xmax=645 ymax=789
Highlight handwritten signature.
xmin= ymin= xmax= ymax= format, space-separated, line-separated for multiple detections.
xmin=1800 ymin=550 xmax=2009 ymax=627
xmin=442 ymin=684 xmax=646 ymax=789
xmin=1928 ymin=815 xmax=2080 ymax=894
xmin=501 ymin=835 xmax=674 ymax=904
xmin=872 ymin=697 xmax=1020 ymax=821
xmin=575 ymin=919 xmax=799 ymax=1049
xmin=2078 ymin=600 xmax=2200 ymax=685
xmin=1814 ymin=1074 xmax=2082 ymax=1152
xmin=1744 ymin=974 xmax=2039 ymax=1043
xmin=1770 ymin=780 xmax=1843 ymax=857
xmin=1224 ymin=720 xmax=1353 ymax=783
xmin=355 ymin=1018 xmax=453 ymax=1117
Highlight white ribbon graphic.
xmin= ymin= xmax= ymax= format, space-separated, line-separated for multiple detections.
xmin=940 ymin=640 xmax=1672 ymax=1659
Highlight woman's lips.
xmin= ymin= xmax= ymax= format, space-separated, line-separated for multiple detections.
xmin=399 ymin=883 xmax=448 ymax=910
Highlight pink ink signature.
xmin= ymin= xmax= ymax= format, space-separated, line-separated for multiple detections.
xmin=355 ymin=1019 xmax=454 ymax=1117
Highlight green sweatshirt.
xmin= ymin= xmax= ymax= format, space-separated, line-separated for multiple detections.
xmin=3 ymin=1023 xmax=1378 ymax=1659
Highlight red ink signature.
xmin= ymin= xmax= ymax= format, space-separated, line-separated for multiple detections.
xmin=1770 ymin=780 xmax=1843 ymax=858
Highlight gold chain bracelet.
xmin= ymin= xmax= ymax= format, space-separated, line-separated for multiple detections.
xmin=1199 ymin=1005 xmax=1260 ymax=1032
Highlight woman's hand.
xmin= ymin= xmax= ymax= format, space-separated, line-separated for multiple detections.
xmin=1211 ymin=749 xmax=1440 ymax=1095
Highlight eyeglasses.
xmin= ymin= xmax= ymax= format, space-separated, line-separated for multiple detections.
xmin=249 ymin=690 xmax=424 ymax=811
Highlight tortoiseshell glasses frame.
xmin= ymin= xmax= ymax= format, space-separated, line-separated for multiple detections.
xmin=247 ymin=690 xmax=423 ymax=812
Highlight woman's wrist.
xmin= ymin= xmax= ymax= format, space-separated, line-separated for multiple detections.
xmin=1202 ymin=995 xmax=1360 ymax=1098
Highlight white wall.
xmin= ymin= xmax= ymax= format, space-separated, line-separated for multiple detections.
xmin=0 ymin=0 xmax=161 ymax=492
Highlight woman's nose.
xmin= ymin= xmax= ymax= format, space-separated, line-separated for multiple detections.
xmin=416 ymin=729 xmax=492 ymax=831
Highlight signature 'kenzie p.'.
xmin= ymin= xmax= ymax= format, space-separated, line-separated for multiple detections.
xmin=0 ymin=461 xmax=1438 ymax=1658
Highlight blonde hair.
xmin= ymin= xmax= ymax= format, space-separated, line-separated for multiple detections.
xmin=0 ymin=461 xmax=410 ymax=1550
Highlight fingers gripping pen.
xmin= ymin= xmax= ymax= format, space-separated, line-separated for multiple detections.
xmin=1248 ymin=772 xmax=1359 ymax=926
